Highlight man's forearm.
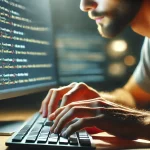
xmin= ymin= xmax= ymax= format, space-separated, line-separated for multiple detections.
xmin=99 ymin=88 xmax=137 ymax=108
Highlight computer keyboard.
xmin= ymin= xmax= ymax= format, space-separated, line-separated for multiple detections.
xmin=6 ymin=112 xmax=95 ymax=150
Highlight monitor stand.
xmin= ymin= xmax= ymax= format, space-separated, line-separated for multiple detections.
xmin=0 ymin=121 xmax=24 ymax=135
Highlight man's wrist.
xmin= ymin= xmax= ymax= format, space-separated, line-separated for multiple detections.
xmin=99 ymin=88 xmax=136 ymax=108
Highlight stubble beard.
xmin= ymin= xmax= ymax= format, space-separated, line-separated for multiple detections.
xmin=96 ymin=0 xmax=143 ymax=38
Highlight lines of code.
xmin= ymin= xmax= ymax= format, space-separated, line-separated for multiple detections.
xmin=0 ymin=0 xmax=56 ymax=91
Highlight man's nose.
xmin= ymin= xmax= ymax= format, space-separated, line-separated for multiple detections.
xmin=80 ymin=0 xmax=98 ymax=12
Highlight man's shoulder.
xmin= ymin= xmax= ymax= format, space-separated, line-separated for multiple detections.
xmin=142 ymin=37 xmax=150 ymax=51
xmin=144 ymin=37 xmax=150 ymax=43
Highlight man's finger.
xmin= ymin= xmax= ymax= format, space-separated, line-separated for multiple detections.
xmin=60 ymin=82 xmax=99 ymax=107
xmin=49 ymin=99 xmax=98 ymax=121
xmin=48 ymin=107 xmax=64 ymax=120
xmin=61 ymin=116 xmax=100 ymax=137
xmin=49 ymin=97 xmax=113 ymax=121
xmin=40 ymin=89 xmax=53 ymax=117
xmin=52 ymin=106 xmax=98 ymax=134
xmin=60 ymin=83 xmax=81 ymax=107
xmin=47 ymin=83 xmax=77 ymax=115
xmin=50 ymin=99 xmax=105 ymax=132
xmin=50 ymin=107 xmax=70 ymax=132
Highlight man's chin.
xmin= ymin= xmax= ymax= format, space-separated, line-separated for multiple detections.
xmin=98 ymin=26 xmax=112 ymax=38
xmin=98 ymin=29 xmax=114 ymax=38
xmin=98 ymin=30 xmax=117 ymax=39
xmin=97 ymin=25 xmax=119 ymax=38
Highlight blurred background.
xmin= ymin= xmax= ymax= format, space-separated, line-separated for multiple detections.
xmin=50 ymin=0 xmax=144 ymax=91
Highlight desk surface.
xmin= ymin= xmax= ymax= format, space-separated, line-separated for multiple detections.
xmin=1 ymin=109 xmax=150 ymax=150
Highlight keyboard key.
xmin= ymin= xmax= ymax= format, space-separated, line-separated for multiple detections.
xmin=28 ymin=131 xmax=39 ymax=136
xmin=50 ymin=133 xmax=59 ymax=138
xmin=40 ymin=126 xmax=50 ymax=134
xmin=59 ymin=137 xmax=68 ymax=144
xmin=69 ymin=134 xmax=78 ymax=145
xmin=8 ymin=113 xmax=93 ymax=149
xmin=48 ymin=133 xmax=59 ymax=144
xmin=27 ymin=113 xmax=41 ymax=125
xmin=69 ymin=137 xmax=78 ymax=145
xmin=26 ymin=137 xmax=36 ymax=143
xmin=32 ymin=124 xmax=43 ymax=132
xmin=12 ymin=114 xmax=41 ymax=143
xmin=37 ymin=126 xmax=50 ymax=143
xmin=12 ymin=135 xmax=24 ymax=142
xmin=26 ymin=134 xmax=37 ymax=143
xmin=79 ymin=137 xmax=91 ymax=146
xmin=78 ymin=130 xmax=91 ymax=146
xmin=44 ymin=119 xmax=53 ymax=126
xmin=48 ymin=138 xmax=58 ymax=144
xmin=36 ymin=116 xmax=46 ymax=124
xmin=26 ymin=124 xmax=43 ymax=143
xmin=37 ymin=137 xmax=47 ymax=143
xmin=16 ymin=133 xmax=24 ymax=137
xmin=14 ymin=125 xmax=31 ymax=140
xmin=78 ymin=130 xmax=88 ymax=138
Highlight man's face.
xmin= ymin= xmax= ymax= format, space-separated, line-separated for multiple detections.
xmin=80 ymin=0 xmax=142 ymax=38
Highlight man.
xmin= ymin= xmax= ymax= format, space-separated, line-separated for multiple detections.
xmin=40 ymin=0 xmax=150 ymax=140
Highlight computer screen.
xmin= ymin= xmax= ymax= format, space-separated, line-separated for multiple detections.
xmin=0 ymin=0 xmax=57 ymax=100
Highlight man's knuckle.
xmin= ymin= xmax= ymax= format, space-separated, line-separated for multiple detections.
xmin=79 ymin=82 xmax=86 ymax=85
xmin=50 ymin=88 xmax=56 ymax=93
xmin=79 ymin=82 xmax=86 ymax=87
xmin=70 ymin=107 xmax=76 ymax=113
xmin=63 ymin=94 xmax=71 ymax=102
xmin=70 ymin=102 xmax=75 ymax=107
xmin=70 ymin=82 xmax=77 ymax=86
xmin=80 ymin=118 xmax=86 ymax=124
xmin=66 ymin=104 xmax=72 ymax=110
xmin=78 ymin=82 xmax=87 ymax=90
xmin=54 ymin=89 xmax=59 ymax=94
xmin=64 ymin=94 xmax=69 ymax=99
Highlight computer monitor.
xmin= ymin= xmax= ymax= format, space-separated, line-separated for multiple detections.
xmin=0 ymin=0 xmax=58 ymax=101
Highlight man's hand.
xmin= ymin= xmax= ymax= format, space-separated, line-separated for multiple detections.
xmin=39 ymin=82 xmax=100 ymax=117
xmin=49 ymin=97 xmax=150 ymax=140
